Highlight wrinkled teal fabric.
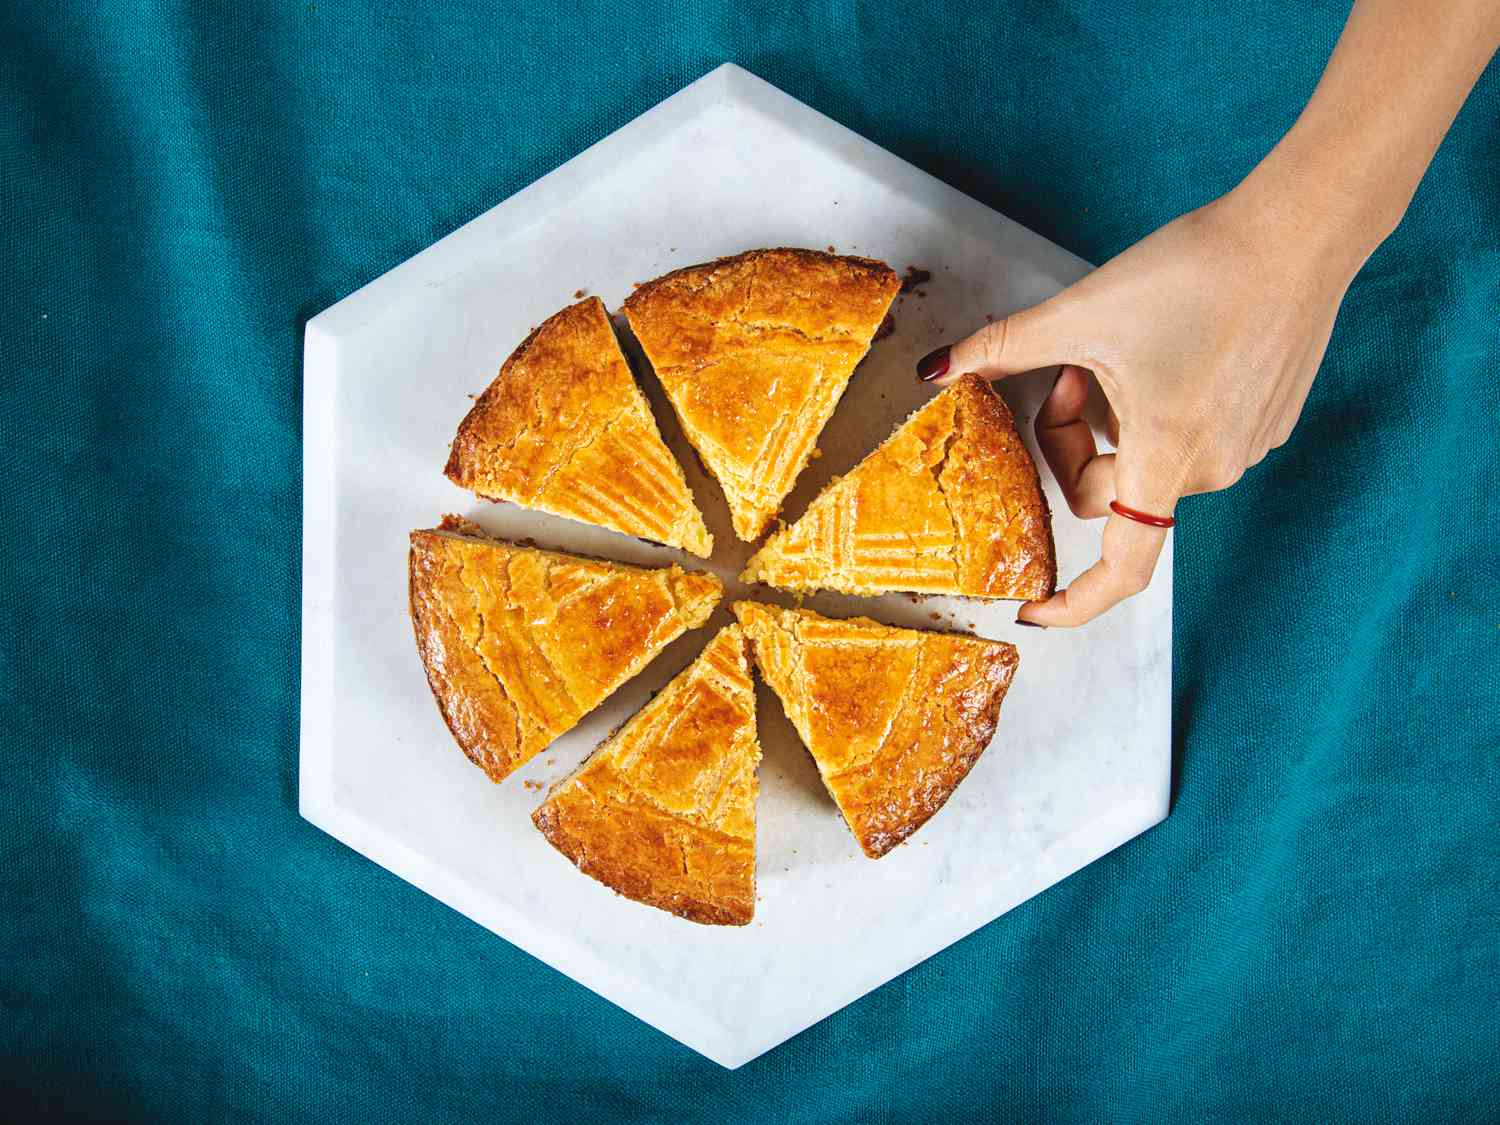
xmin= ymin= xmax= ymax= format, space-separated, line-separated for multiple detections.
xmin=3 ymin=1 xmax=1496 ymax=1120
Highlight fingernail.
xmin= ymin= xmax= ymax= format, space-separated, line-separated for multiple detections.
xmin=1016 ymin=618 xmax=1046 ymax=629
xmin=916 ymin=345 xmax=950 ymax=382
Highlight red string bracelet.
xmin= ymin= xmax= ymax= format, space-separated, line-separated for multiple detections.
xmin=1110 ymin=500 xmax=1176 ymax=528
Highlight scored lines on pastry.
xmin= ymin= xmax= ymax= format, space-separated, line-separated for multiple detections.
xmin=445 ymin=296 xmax=714 ymax=557
xmin=409 ymin=515 xmax=722 ymax=785
xmin=733 ymin=601 xmax=1020 ymax=859
xmin=533 ymin=624 xmax=761 ymax=926
xmin=741 ymin=375 xmax=1057 ymax=600
xmin=622 ymin=248 xmax=901 ymax=543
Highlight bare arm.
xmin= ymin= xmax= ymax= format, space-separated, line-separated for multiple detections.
xmin=922 ymin=0 xmax=1500 ymax=627
xmin=1267 ymin=0 xmax=1500 ymax=243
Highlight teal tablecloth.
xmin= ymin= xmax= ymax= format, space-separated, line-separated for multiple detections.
xmin=4 ymin=1 xmax=1496 ymax=1119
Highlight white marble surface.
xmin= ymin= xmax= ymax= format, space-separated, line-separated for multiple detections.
xmin=300 ymin=63 xmax=1171 ymax=1069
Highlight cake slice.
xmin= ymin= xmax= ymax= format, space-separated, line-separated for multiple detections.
xmin=445 ymin=297 xmax=713 ymax=557
xmin=622 ymin=248 xmax=900 ymax=542
xmin=732 ymin=602 xmax=1018 ymax=859
xmin=533 ymin=625 xmax=761 ymax=925
xmin=741 ymin=375 xmax=1056 ymax=600
xmin=409 ymin=516 xmax=721 ymax=784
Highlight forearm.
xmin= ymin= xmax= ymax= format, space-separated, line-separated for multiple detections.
xmin=1240 ymin=0 xmax=1500 ymax=267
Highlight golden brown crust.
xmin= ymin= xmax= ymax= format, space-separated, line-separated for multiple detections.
xmin=740 ymin=375 xmax=1056 ymax=600
xmin=732 ymin=601 xmax=1018 ymax=859
xmin=408 ymin=517 xmax=721 ymax=784
xmin=445 ymin=298 xmax=712 ymax=556
xmin=622 ymin=248 xmax=900 ymax=542
xmin=532 ymin=626 xmax=760 ymax=925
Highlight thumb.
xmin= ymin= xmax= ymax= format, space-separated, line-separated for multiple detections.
xmin=918 ymin=291 xmax=1080 ymax=385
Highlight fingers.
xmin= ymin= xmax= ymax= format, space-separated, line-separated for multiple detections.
xmin=1018 ymin=438 xmax=1179 ymax=628
xmin=1017 ymin=514 xmax=1170 ymax=627
xmin=1035 ymin=366 xmax=1115 ymax=519
xmin=921 ymin=292 xmax=1075 ymax=385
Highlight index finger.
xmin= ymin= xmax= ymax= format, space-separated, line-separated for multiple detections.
xmin=923 ymin=294 xmax=1075 ymax=385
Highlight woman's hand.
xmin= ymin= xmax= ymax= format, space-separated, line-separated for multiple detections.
xmin=920 ymin=173 xmax=1377 ymax=627
xmin=918 ymin=0 xmax=1500 ymax=628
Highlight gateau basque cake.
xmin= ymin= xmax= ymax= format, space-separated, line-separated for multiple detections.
xmin=732 ymin=602 xmax=1019 ymax=859
xmin=533 ymin=625 xmax=761 ymax=925
xmin=409 ymin=516 xmax=721 ymax=784
xmin=408 ymin=248 xmax=1056 ymax=913
xmin=445 ymin=297 xmax=713 ymax=557
xmin=622 ymin=248 xmax=900 ymax=542
xmin=741 ymin=375 xmax=1056 ymax=600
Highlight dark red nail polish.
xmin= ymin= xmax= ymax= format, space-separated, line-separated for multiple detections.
xmin=1016 ymin=619 xmax=1046 ymax=628
xmin=916 ymin=345 xmax=950 ymax=382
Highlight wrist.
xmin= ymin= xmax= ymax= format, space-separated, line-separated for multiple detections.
xmin=1228 ymin=133 xmax=1403 ymax=280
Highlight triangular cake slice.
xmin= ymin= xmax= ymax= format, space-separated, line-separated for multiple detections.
xmin=741 ymin=375 xmax=1056 ymax=599
xmin=733 ymin=602 xmax=1018 ymax=859
xmin=445 ymin=297 xmax=713 ymax=557
xmin=622 ymin=248 xmax=900 ymax=542
xmin=533 ymin=625 xmax=761 ymax=925
xmin=409 ymin=516 xmax=721 ymax=784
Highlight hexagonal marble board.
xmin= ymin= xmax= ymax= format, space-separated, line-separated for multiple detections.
xmin=300 ymin=63 xmax=1171 ymax=1069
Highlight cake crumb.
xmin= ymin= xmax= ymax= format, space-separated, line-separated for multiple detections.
xmin=900 ymin=266 xmax=932 ymax=293
xmin=930 ymin=612 xmax=942 ymax=622
xmin=915 ymin=289 xmax=927 ymax=298
xmin=826 ymin=244 xmax=837 ymax=253
xmin=573 ymin=288 xmax=586 ymax=299
xmin=810 ymin=447 xmax=822 ymax=460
